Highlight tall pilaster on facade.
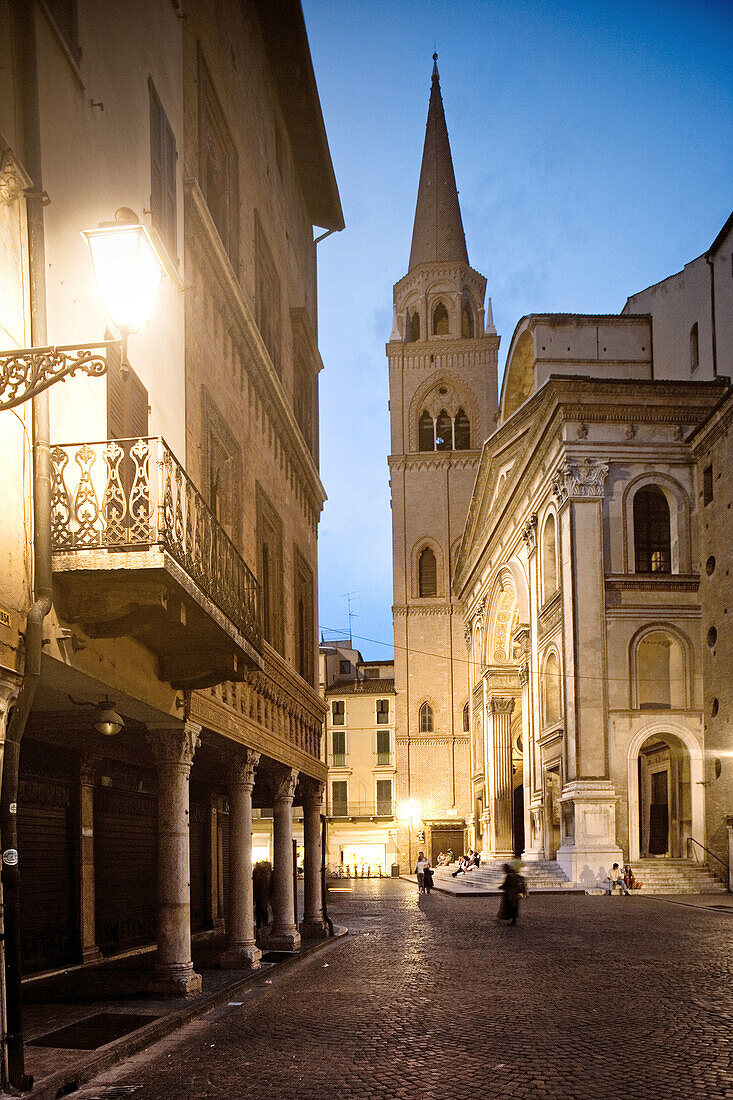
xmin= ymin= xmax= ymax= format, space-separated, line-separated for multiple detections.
xmin=79 ymin=756 xmax=103 ymax=963
xmin=269 ymin=767 xmax=301 ymax=952
xmin=147 ymin=722 xmax=203 ymax=997
xmin=299 ymin=780 xmax=327 ymax=940
xmin=221 ymin=747 xmax=261 ymax=969
xmin=488 ymin=697 xmax=515 ymax=859
xmin=389 ymin=58 xmax=499 ymax=861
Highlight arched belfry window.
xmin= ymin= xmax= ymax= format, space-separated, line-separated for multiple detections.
xmin=454 ymin=408 xmax=470 ymax=450
xmin=433 ymin=302 xmax=449 ymax=335
xmin=435 ymin=409 xmax=452 ymax=451
xmin=419 ymin=702 xmax=434 ymax=733
xmin=634 ymin=487 xmax=671 ymax=574
xmin=461 ymin=306 xmax=474 ymax=338
xmin=418 ymin=546 xmax=437 ymax=597
xmin=462 ymin=701 xmax=470 ymax=732
xmin=418 ymin=410 xmax=434 ymax=452
xmin=407 ymin=310 xmax=420 ymax=342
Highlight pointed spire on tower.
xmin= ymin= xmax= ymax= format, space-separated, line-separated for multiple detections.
xmin=408 ymin=54 xmax=469 ymax=272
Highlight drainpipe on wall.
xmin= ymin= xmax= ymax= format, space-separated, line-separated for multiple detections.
xmin=1 ymin=2 xmax=52 ymax=1090
xmin=706 ymin=252 xmax=718 ymax=378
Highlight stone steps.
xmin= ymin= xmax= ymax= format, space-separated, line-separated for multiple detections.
xmin=434 ymin=858 xmax=727 ymax=894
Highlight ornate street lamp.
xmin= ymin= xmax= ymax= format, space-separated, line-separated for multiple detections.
xmin=0 ymin=208 xmax=166 ymax=410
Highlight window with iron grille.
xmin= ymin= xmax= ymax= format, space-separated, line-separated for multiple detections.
xmin=332 ymin=729 xmax=346 ymax=767
xmin=419 ymin=702 xmax=434 ymax=733
xmin=633 ymin=487 xmax=671 ymax=573
xmin=294 ymin=548 xmax=315 ymax=686
xmin=149 ymin=78 xmax=177 ymax=259
xmin=331 ymin=700 xmax=345 ymax=725
xmin=255 ymin=214 xmax=282 ymax=374
xmin=339 ymin=660 xmax=351 ymax=674
xmin=376 ymin=728 xmax=390 ymax=765
xmin=703 ymin=465 xmax=713 ymax=506
xmin=376 ymin=698 xmax=389 ymax=724
xmin=256 ymin=483 xmax=283 ymax=652
xmin=419 ymin=546 xmax=437 ymax=597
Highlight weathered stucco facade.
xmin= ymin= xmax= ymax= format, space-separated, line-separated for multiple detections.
xmin=0 ymin=0 xmax=341 ymax=1030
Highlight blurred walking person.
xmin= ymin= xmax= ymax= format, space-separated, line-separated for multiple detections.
xmin=497 ymin=862 xmax=527 ymax=927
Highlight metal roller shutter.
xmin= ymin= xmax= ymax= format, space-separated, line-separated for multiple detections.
xmin=18 ymin=742 xmax=78 ymax=974
xmin=94 ymin=772 xmax=157 ymax=954
xmin=219 ymin=809 xmax=230 ymax=921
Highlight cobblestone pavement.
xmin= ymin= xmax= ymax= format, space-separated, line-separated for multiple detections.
xmin=76 ymin=882 xmax=733 ymax=1099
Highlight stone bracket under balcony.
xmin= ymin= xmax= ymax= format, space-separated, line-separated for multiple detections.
xmin=50 ymin=438 xmax=263 ymax=690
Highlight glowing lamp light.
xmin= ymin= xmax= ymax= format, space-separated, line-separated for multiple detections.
xmin=83 ymin=208 xmax=166 ymax=335
xmin=397 ymin=799 xmax=421 ymax=823
xmin=92 ymin=698 xmax=125 ymax=737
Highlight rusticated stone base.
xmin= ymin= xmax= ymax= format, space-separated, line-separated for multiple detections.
xmin=267 ymin=929 xmax=301 ymax=952
xmin=148 ymin=968 xmax=202 ymax=998
xmin=219 ymin=943 xmax=262 ymax=969
xmin=299 ymin=918 xmax=329 ymax=940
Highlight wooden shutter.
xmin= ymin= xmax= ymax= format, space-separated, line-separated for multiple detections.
xmin=164 ymin=115 xmax=177 ymax=254
xmin=149 ymin=79 xmax=164 ymax=239
xmin=107 ymin=349 xmax=149 ymax=441
xmin=189 ymin=786 xmax=211 ymax=934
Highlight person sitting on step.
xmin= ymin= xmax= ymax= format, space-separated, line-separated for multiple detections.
xmin=607 ymin=862 xmax=631 ymax=895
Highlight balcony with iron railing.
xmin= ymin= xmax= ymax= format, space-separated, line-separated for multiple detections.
xmin=327 ymin=800 xmax=395 ymax=820
xmin=50 ymin=437 xmax=263 ymax=688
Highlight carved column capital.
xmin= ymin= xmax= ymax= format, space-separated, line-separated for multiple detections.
xmin=228 ymin=747 xmax=260 ymax=791
xmin=146 ymin=721 xmax=201 ymax=769
xmin=464 ymin=623 xmax=472 ymax=651
xmin=80 ymin=755 xmax=102 ymax=786
xmin=0 ymin=673 xmax=22 ymax=738
xmin=274 ymin=767 xmax=299 ymax=807
xmin=553 ymin=458 xmax=609 ymax=504
xmin=518 ymin=662 xmax=529 ymax=688
xmin=302 ymin=779 xmax=325 ymax=811
xmin=0 ymin=149 xmax=32 ymax=207
xmin=521 ymin=513 xmax=538 ymax=553
xmin=489 ymin=696 xmax=516 ymax=716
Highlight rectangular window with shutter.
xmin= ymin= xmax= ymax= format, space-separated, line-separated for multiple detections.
xmin=256 ymin=483 xmax=283 ymax=653
xmin=149 ymin=78 xmax=177 ymax=259
xmin=106 ymin=340 xmax=149 ymax=442
xmin=376 ymin=698 xmax=389 ymax=724
xmin=331 ymin=781 xmax=348 ymax=816
xmin=332 ymin=729 xmax=346 ymax=767
xmin=376 ymin=728 xmax=390 ymax=765
xmin=376 ymin=779 xmax=392 ymax=816
xmin=198 ymin=47 xmax=239 ymax=270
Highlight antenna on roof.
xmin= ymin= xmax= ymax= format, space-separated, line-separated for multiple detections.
xmin=340 ymin=591 xmax=360 ymax=646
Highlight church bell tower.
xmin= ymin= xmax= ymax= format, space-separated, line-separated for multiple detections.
xmin=388 ymin=56 xmax=499 ymax=862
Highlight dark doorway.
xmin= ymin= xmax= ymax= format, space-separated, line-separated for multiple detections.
xmin=430 ymin=827 xmax=465 ymax=864
xmin=649 ymin=770 xmax=669 ymax=855
xmin=512 ymin=785 xmax=525 ymax=858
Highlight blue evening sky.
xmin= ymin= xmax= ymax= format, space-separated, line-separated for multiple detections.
xmin=304 ymin=0 xmax=733 ymax=660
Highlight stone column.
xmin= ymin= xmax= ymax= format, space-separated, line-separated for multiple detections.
xmin=299 ymin=780 xmax=327 ymax=940
xmin=221 ymin=748 xmax=261 ymax=969
xmin=147 ymin=722 xmax=202 ymax=996
xmin=489 ymin=696 xmax=515 ymax=860
xmin=269 ymin=767 xmax=300 ymax=951
xmin=725 ymin=815 xmax=733 ymax=893
xmin=79 ymin=756 xmax=102 ymax=963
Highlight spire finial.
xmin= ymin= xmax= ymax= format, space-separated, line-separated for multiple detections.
xmin=432 ymin=52 xmax=439 ymax=80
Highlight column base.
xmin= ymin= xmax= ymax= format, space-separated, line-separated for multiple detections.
xmin=557 ymin=779 xmax=623 ymax=887
xmin=267 ymin=928 xmax=301 ymax=952
xmin=219 ymin=943 xmax=262 ymax=969
xmin=299 ymin=918 xmax=329 ymax=940
xmin=82 ymin=945 xmax=103 ymax=964
xmin=148 ymin=967 xmax=202 ymax=998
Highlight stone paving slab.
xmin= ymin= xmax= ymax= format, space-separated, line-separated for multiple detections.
xmin=69 ymin=879 xmax=733 ymax=1100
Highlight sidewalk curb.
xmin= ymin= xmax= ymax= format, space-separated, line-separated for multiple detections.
xmin=22 ymin=928 xmax=348 ymax=1100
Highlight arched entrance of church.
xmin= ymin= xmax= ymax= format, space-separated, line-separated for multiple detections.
xmin=636 ymin=732 xmax=692 ymax=858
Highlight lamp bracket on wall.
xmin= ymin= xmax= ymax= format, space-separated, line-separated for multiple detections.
xmin=0 ymin=340 xmax=122 ymax=410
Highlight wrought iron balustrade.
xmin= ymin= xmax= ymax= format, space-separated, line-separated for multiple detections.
xmin=50 ymin=437 xmax=261 ymax=647
xmin=327 ymin=800 xmax=395 ymax=819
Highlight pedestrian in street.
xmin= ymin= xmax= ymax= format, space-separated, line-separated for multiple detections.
xmin=497 ymin=862 xmax=527 ymax=926
xmin=253 ymin=859 xmax=273 ymax=929
xmin=415 ymin=851 xmax=430 ymax=894
xmin=423 ymin=863 xmax=434 ymax=894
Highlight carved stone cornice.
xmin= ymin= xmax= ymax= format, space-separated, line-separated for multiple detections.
xmin=388 ymin=452 xmax=480 ymax=473
xmin=552 ymin=458 xmax=609 ymax=504
xmin=146 ymin=721 xmax=201 ymax=769
xmin=274 ymin=767 xmax=299 ymax=806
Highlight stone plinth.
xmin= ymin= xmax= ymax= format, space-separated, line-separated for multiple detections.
xmin=556 ymin=779 xmax=623 ymax=887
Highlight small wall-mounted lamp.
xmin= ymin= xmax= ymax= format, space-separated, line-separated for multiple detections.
xmin=69 ymin=694 xmax=125 ymax=736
